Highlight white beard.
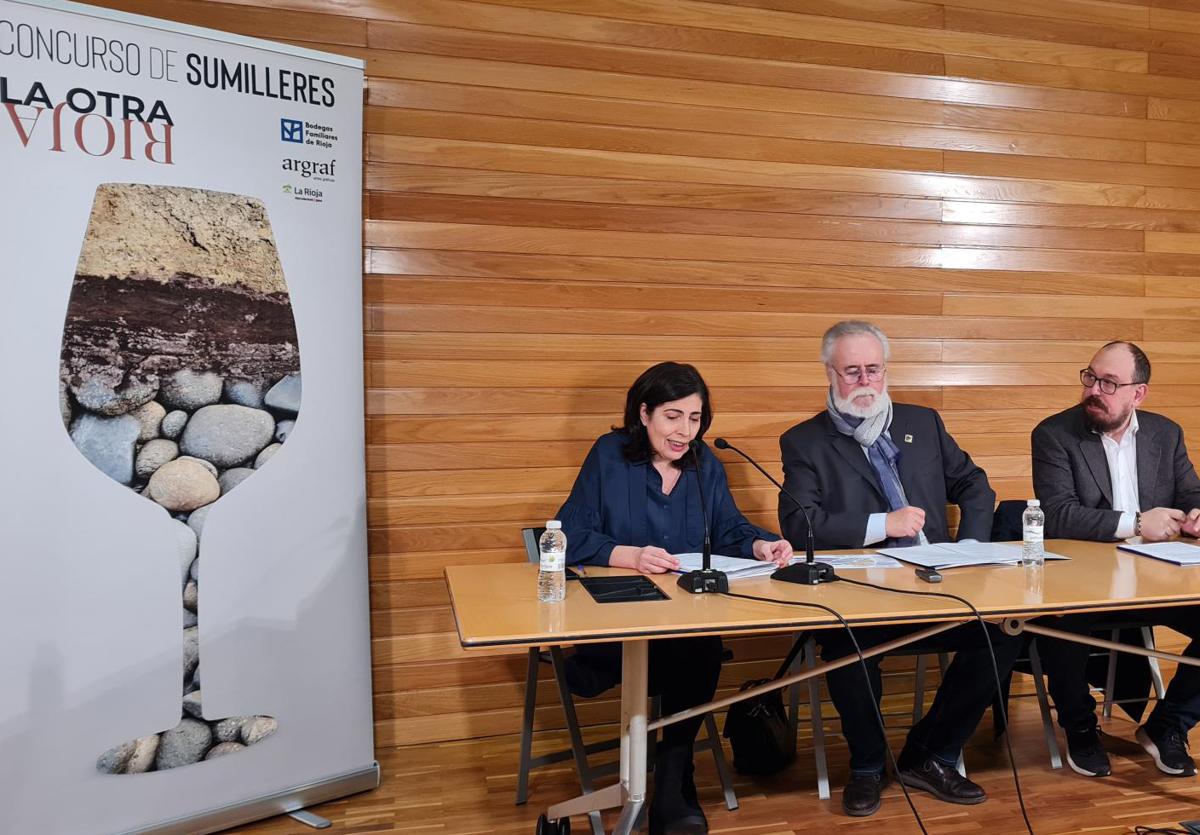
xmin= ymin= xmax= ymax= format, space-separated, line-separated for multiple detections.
xmin=833 ymin=385 xmax=889 ymax=420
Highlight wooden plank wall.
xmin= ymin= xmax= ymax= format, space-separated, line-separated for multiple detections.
xmin=97 ymin=0 xmax=1200 ymax=751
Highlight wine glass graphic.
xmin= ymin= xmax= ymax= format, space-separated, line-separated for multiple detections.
xmin=61 ymin=184 xmax=301 ymax=773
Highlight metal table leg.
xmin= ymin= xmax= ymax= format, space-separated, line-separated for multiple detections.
xmin=546 ymin=622 xmax=967 ymax=833
xmin=545 ymin=639 xmax=649 ymax=834
xmin=614 ymin=639 xmax=648 ymax=835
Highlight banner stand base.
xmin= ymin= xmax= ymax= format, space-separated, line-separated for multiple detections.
xmin=119 ymin=761 xmax=380 ymax=835
xmin=288 ymin=810 xmax=332 ymax=829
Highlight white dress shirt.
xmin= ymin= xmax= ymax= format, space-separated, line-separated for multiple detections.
xmin=861 ymin=444 xmax=930 ymax=547
xmin=1099 ymin=410 xmax=1140 ymax=539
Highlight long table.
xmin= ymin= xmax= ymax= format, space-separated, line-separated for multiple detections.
xmin=445 ymin=540 xmax=1200 ymax=834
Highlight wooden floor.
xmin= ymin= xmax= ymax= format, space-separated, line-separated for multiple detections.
xmin=229 ymin=690 xmax=1200 ymax=835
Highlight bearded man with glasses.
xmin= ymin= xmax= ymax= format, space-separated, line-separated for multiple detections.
xmin=1032 ymin=341 xmax=1200 ymax=780
xmin=779 ymin=320 xmax=1016 ymax=818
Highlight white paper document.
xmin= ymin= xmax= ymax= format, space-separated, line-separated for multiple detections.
xmin=675 ymin=553 xmax=777 ymax=579
xmin=817 ymin=555 xmax=905 ymax=570
xmin=675 ymin=552 xmax=905 ymax=580
xmin=877 ymin=542 xmax=1068 ymax=569
xmin=1117 ymin=541 xmax=1200 ymax=565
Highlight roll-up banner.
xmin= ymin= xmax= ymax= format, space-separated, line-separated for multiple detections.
xmin=0 ymin=2 xmax=375 ymax=833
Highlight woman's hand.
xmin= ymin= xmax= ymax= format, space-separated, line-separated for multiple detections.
xmin=632 ymin=546 xmax=679 ymax=574
xmin=753 ymin=538 xmax=793 ymax=568
xmin=610 ymin=545 xmax=680 ymax=574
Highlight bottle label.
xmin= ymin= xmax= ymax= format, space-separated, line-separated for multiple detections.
xmin=540 ymin=549 xmax=565 ymax=572
xmin=1023 ymin=525 xmax=1043 ymax=543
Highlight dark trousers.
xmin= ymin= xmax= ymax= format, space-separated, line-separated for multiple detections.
xmin=820 ymin=622 xmax=1022 ymax=776
xmin=1036 ymin=605 xmax=1200 ymax=735
xmin=567 ymin=635 xmax=724 ymax=749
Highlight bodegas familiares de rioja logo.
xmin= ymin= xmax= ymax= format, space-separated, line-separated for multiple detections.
xmin=1 ymin=77 xmax=174 ymax=163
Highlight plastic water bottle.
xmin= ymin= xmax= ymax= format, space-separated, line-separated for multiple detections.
xmin=1022 ymin=499 xmax=1045 ymax=566
xmin=538 ymin=520 xmax=567 ymax=603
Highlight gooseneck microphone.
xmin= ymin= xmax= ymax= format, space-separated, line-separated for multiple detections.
xmin=694 ymin=443 xmax=713 ymax=568
xmin=713 ymin=437 xmax=836 ymax=585
xmin=676 ymin=441 xmax=730 ymax=594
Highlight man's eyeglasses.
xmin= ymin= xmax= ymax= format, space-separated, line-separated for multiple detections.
xmin=831 ymin=364 xmax=886 ymax=383
xmin=1080 ymin=368 xmax=1143 ymax=395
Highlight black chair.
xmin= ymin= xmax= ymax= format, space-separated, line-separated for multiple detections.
xmin=991 ymin=498 xmax=1026 ymax=542
xmin=514 ymin=528 xmax=737 ymax=832
xmin=1099 ymin=627 xmax=1165 ymax=720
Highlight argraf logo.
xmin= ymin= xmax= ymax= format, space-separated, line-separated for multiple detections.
xmin=281 ymin=157 xmax=335 ymax=181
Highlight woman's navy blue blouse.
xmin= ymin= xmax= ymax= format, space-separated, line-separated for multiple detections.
xmin=554 ymin=431 xmax=780 ymax=566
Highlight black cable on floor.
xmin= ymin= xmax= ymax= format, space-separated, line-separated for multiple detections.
xmin=721 ymin=590 xmax=930 ymax=835
xmin=833 ymin=574 xmax=1035 ymax=835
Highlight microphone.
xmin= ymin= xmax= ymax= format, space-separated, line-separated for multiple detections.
xmin=713 ymin=437 xmax=836 ymax=585
xmin=676 ymin=441 xmax=729 ymax=594
xmin=694 ymin=442 xmax=713 ymax=570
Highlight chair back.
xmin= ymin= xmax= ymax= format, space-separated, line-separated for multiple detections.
xmin=990 ymin=500 xmax=1026 ymax=542
xmin=521 ymin=527 xmax=546 ymax=564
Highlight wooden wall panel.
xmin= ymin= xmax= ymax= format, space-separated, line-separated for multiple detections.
xmin=96 ymin=0 xmax=1200 ymax=753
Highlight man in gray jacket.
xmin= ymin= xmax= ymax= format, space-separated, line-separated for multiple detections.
xmin=1033 ymin=341 xmax=1200 ymax=779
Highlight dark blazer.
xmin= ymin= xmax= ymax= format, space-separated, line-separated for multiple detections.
xmin=556 ymin=431 xmax=779 ymax=566
xmin=778 ymin=404 xmax=995 ymax=550
xmin=1031 ymin=404 xmax=1200 ymax=540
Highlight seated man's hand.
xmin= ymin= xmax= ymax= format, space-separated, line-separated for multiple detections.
xmin=885 ymin=506 xmax=926 ymax=539
xmin=1181 ymin=508 xmax=1200 ymax=538
xmin=1141 ymin=507 xmax=1186 ymax=542
xmin=753 ymin=538 xmax=793 ymax=567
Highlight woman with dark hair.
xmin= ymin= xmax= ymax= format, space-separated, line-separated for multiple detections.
xmin=556 ymin=361 xmax=791 ymax=835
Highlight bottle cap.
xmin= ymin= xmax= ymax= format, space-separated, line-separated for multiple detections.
xmin=1027 ymin=499 xmax=1040 ymax=507
xmin=545 ymin=520 xmax=562 ymax=529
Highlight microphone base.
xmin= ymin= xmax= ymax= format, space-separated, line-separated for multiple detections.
xmin=677 ymin=569 xmax=730 ymax=594
xmin=772 ymin=561 xmax=838 ymax=585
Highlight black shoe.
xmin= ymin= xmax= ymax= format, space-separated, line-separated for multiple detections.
xmin=1065 ymin=728 xmax=1112 ymax=777
xmin=1137 ymin=723 xmax=1197 ymax=777
xmin=841 ymin=772 xmax=889 ymax=817
xmin=897 ymin=757 xmax=986 ymax=805
xmin=649 ymin=744 xmax=708 ymax=835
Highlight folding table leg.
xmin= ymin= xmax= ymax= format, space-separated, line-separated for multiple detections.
xmin=806 ymin=639 xmax=830 ymax=801
xmin=613 ymin=639 xmax=649 ymax=835
xmin=516 ymin=647 xmax=540 ymax=805
xmin=1028 ymin=641 xmax=1063 ymax=769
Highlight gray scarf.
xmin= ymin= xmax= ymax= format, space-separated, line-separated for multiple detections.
xmin=826 ymin=387 xmax=893 ymax=449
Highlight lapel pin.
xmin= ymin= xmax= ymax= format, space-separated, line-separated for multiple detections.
xmin=904 ymin=434 xmax=913 ymax=443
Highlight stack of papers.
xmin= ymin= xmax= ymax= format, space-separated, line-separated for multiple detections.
xmin=877 ymin=542 xmax=1068 ymax=569
xmin=675 ymin=553 xmax=776 ymax=579
xmin=675 ymin=553 xmax=904 ymax=581
xmin=1117 ymin=541 xmax=1200 ymax=565
xmin=820 ymin=555 xmax=904 ymax=570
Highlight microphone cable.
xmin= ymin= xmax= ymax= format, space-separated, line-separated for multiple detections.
xmin=833 ymin=574 xmax=1035 ymax=835
xmin=720 ymin=589 xmax=931 ymax=835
